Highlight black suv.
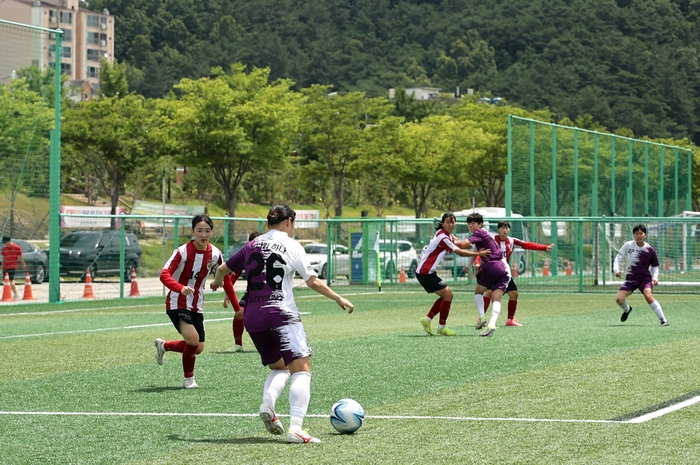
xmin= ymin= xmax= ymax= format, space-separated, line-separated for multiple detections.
xmin=59 ymin=231 xmax=142 ymax=281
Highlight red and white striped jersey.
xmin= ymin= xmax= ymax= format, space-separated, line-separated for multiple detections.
xmin=160 ymin=241 xmax=223 ymax=312
xmin=417 ymin=229 xmax=459 ymax=275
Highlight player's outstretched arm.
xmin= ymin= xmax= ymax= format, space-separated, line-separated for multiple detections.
xmin=306 ymin=275 xmax=354 ymax=313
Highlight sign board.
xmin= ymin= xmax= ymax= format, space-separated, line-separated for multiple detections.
xmin=130 ymin=201 xmax=205 ymax=228
xmin=60 ymin=206 xmax=125 ymax=228
xmin=295 ymin=210 xmax=320 ymax=229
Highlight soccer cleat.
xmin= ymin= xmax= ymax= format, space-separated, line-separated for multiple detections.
xmin=479 ymin=327 xmax=496 ymax=337
xmin=661 ymin=319 xmax=669 ymax=326
xmin=183 ymin=377 xmax=199 ymax=389
xmin=154 ymin=338 xmax=166 ymax=365
xmin=286 ymin=429 xmax=321 ymax=444
xmin=259 ymin=403 xmax=285 ymax=435
xmin=437 ymin=327 xmax=457 ymax=336
xmin=419 ymin=316 xmax=434 ymax=335
xmin=476 ymin=317 xmax=488 ymax=330
xmin=226 ymin=344 xmax=243 ymax=352
xmin=621 ymin=306 xmax=632 ymax=322
xmin=505 ymin=319 xmax=522 ymax=327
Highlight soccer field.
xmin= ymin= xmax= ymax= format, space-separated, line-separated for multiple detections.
xmin=1 ymin=290 xmax=699 ymax=464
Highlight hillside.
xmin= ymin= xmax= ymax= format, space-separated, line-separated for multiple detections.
xmin=88 ymin=0 xmax=700 ymax=144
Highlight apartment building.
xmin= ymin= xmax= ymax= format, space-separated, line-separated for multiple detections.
xmin=0 ymin=0 xmax=114 ymax=99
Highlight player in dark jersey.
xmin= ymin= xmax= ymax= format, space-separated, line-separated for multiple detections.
xmin=614 ymin=224 xmax=668 ymax=326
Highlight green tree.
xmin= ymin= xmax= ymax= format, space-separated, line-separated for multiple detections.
xmin=62 ymin=94 xmax=160 ymax=228
xmin=298 ymin=85 xmax=392 ymax=217
xmin=165 ymin=64 xmax=302 ymax=224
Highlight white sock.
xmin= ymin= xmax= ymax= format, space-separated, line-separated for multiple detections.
xmin=488 ymin=301 xmax=501 ymax=329
xmin=262 ymin=369 xmax=290 ymax=409
xmin=618 ymin=300 xmax=630 ymax=312
xmin=474 ymin=294 xmax=485 ymax=318
xmin=289 ymin=371 xmax=311 ymax=431
xmin=650 ymin=301 xmax=666 ymax=320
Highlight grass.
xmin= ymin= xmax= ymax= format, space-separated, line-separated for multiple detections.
xmin=1 ymin=291 xmax=699 ymax=464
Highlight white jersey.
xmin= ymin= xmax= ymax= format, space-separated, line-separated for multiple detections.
xmin=225 ymin=229 xmax=317 ymax=332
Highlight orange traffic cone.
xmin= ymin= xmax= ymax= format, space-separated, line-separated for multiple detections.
xmin=566 ymin=260 xmax=572 ymax=276
xmin=1 ymin=273 xmax=14 ymax=301
xmin=511 ymin=261 xmax=518 ymax=277
xmin=83 ymin=269 xmax=95 ymax=299
xmin=129 ymin=268 xmax=140 ymax=297
xmin=22 ymin=272 xmax=34 ymax=300
xmin=543 ymin=259 xmax=550 ymax=277
xmin=399 ymin=266 xmax=407 ymax=283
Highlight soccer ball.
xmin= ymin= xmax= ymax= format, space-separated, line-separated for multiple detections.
xmin=330 ymin=398 xmax=365 ymax=434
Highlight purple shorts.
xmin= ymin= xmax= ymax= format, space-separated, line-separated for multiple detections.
xmin=619 ymin=279 xmax=653 ymax=294
xmin=476 ymin=260 xmax=511 ymax=292
xmin=248 ymin=322 xmax=312 ymax=367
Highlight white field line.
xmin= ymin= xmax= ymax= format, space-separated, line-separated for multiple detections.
xmin=0 ymin=407 xmax=694 ymax=424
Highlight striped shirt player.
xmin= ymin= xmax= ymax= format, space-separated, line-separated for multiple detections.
xmin=474 ymin=221 xmax=554 ymax=326
xmin=416 ymin=213 xmax=490 ymax=337
xmin=466 ymin=213 xmax=511 ymax=336
xmin=613 ymin=224 xmax=668 ymax=326
xmin=154 ymin=214 xmax=223 ymax=389
xmin=210 ymin=204 xmax=354 ymax=444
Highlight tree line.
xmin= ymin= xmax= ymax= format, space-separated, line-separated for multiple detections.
xmin=5 ymin=58 xmax=693 ymax=231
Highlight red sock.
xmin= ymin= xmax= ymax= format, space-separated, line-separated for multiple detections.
xmin=183 ymin=343 xmax=198 ymax=378
xmin=438 ymin=300 xmax=452 ymax=326
xmin=164 ymin=340 xmax=187 ymax=353
xmin=507 ymin=300 xmax=518 ymax=320
xmin=483 ymin=296 xmax=491 ymax=311
xmin=233 ymin=318 xmax=244 ymax=346
xmin=427 ymin=297 xmax=442 ymax=319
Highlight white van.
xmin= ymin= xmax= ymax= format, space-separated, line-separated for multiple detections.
xmin=444 ymin=207 xmax=529 ymax=276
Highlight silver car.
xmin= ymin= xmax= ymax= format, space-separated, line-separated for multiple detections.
xmin=304 ymin=243 xmax=350 ymax=279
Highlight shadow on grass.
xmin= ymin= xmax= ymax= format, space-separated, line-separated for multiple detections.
xmin=134 ymin=386 xmax=186 ymax=393
xmin=167 ymin=434 xmax=278 ymax=445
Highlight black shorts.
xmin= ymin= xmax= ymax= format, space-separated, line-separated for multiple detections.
xmin=506 ymin=279 xmax=518 ymax=293
xmin=3 ymin=269 xmax=16 ymax=280
xmin=167 ymin=309 xmax=205 ymax=342
xmin=416 ymin=272 xmax=447 ymax=294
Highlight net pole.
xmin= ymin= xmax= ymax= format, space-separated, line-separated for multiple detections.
xmin=48 ymin=29 xmax=63 ymax=303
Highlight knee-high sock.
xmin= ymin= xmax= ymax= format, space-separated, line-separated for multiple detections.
xmin=182 ymin=343 xmax=198 ymax=378
xmin=488 ymin=301 xmax=501 ymax=329
xmin=617 ymin=300 xmax=630 ymax=312
xmin=289 ymin=371 xmax=312 ymax=431
xmin=483 ymin=296 xmax=491 ymax=312
xmin=475 ymin=294 xmax=485 ymax=318
xmin=165 ymin=340 xmax=187 ymax=353
xmin=650 ymin=300 xmax=666 ymax=320
xmin=427 ymin=297 xmax=442 ymax=319
xmin=263 ymin=369 xmax=290 ymax=409
xmin=438 ymin=299 xmax=452 ymax=326
xmin=233 ymin=318 xmax=245 ymax=345
xmin=507 ymin=300 xmax=518 ymax=320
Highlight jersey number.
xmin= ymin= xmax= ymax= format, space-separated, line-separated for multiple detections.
xmin=247 ymin=252 xmax=286 ymax=290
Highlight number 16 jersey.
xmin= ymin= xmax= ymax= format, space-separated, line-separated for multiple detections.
xmin=225 ymin=229 xmax=317 ymax=333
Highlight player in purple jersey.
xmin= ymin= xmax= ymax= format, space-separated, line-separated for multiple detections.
xmin=614 ymin=224 xmax=668 ymax=326
xmin=465 ymin=213 xmax=511 ymax=337
xmin=211 ymin=204 xmax=354 ymax=444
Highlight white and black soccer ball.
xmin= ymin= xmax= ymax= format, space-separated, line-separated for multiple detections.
xmin=330 ymin=398 xmax=365 ymax=434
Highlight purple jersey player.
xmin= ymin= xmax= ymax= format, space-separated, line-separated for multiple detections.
xmin=465 ymin=213 xmax=511 ymax=337
xmin=613 ymin=224 xmax=668 ymax=326
xmin=211 ymin=204 xmax=354 ymax=444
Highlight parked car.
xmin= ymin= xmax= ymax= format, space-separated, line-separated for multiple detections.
xmin=304 ymin=243 xmax=350 ymax=279
xmin=0 ymin=239 xmax=48 ymax=284
xmin=57 ymin=230 xmax=142 ymax=281
xmin=351 ymin=239 xmax=419 ymax=279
